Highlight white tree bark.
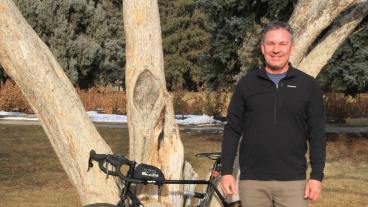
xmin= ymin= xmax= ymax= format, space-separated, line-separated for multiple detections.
xmin=289 ymin=0 xmax=359 ymax=66
xmin=0 ymin=0 xmax=120 ymax=205
xmin=298 ymin=2 xmax=368 ymax=77
xmin=123 ymin=1 xmax=196 ymax=206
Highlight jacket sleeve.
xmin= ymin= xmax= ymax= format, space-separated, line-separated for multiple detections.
xmin=307 ymin=80 xmax=326 ymax=181
xmin=221 ymin=80 xmax=246 ymax=175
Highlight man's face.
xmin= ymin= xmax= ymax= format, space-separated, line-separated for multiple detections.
xmin=261 ymin=28 xmax=294 ymax=72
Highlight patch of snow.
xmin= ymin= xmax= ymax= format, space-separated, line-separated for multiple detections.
xmin=175 ymin=115 xmax=222 ymax=125
xmin=0 ymin=111 xmax=224 ymax=125
xmin=86 ymin=111 xmax=127 ymax=123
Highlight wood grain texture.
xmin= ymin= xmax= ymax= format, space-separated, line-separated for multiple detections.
xmin=123 ymin=1 xmax=197 ymax=206
xmin=0 ymin=0 xmax=120 ymax=205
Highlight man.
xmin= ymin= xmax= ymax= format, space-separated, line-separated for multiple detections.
xmin=220 ymin=21 xmax=326 ymax=207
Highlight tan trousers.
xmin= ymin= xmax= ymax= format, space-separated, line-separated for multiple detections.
xmin=238 ymin=180 xmax=308 ymax=207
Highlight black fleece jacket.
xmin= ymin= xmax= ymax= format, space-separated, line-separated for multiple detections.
xmin=221 ymin=66 xmax=326 ymax=181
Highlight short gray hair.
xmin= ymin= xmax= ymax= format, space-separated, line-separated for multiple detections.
xmin=261 ymin=21 xmax=294 ymax=43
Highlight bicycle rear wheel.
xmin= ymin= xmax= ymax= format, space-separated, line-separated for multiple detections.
xmin=83 ymin=203 xmax=118 ymax=207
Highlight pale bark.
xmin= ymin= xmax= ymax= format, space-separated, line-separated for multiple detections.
xmin=0 ymin=0 xmax=120 ymax=205
xmin=289 ymin=0 xmax=359 ymax=66
xmin=123 ymin=1 xmax=196 ymax=206
xmin=299 ymin=2 xmax=368 ymax=77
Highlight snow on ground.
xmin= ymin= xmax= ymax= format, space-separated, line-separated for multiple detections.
xmin=86 ymin=111 xmax=128 ymax=123
xmin=0 ymin=111 xmax=222 ymax=125
xmin=175 ymin=115 xmax=222 ymax=125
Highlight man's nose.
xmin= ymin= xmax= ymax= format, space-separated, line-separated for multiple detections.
xmin=272 ymin=44 xmax=280 ymax=53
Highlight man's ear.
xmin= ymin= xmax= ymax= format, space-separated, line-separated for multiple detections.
xmin=260 ymin=43 xmax=265 ymax=55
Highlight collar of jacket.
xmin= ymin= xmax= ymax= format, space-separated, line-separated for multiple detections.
xmin=257 ymin=63 xmax=297 ymax=80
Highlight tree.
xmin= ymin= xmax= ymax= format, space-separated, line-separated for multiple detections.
xmin=159 ymin=0 xmax=210 ymax=91
xmin=123 ymin=1 xmax=196 ymax=206
xmin=289 ymin=0 xmax=368 ymax=78
xmin=0 ymin=0 xmax=120 ymax=205
xmin=317 ymin=17 xmax=368 ymax=96
xmin=198 ymin=0 xmax=296 ymax=89
xmin=199 ymin=0 xmax=368 ymax=93
xmin=12 ymin=0 xmax=125 ymax=88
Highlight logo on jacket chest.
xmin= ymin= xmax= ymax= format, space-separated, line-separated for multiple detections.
xmin=286 ymin=84 xmax=297 ymax=88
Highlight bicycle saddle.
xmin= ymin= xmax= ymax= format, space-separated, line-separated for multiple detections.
xmin=195 ymin=152 xmax=221 ymax=160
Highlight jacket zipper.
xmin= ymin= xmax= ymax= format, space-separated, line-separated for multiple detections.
xmin=274 ymin=81 xmax=284 ymax=124
xmin=274 ymin=84 xmax=278 ymax=124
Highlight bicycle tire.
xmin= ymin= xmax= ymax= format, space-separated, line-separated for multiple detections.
xmin=83 ymin=203 xmax=118 ymax=207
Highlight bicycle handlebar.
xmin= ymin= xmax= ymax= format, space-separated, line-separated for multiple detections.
xmin=88 ymin=150 xmax=145 ymax=184
xmin=88 ymin=150 xmax=222 ymax=185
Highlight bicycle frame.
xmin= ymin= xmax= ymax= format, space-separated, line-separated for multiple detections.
xmin=117 ymin=159 xmax=230 ymax=207
xmin=88 ymin=150 xmax=240 ymax=207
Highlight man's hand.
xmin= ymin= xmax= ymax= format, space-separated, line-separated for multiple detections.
xmin=304 ymin=179 xmax=322 ymax=201
xmin=220 ymin=175 xmax=237 ymax=195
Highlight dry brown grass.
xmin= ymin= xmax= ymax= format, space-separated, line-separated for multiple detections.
xmin=0 ymin=124 xmax=367 ymax=207
xmin=76 ymin=86 xmax=126 ymax=114
xmin=172 ymin=90 xmax=231 ymax=117
xmin=0 ymin=81 xmax=127 ymax=114
xmin=0 ymin=80 xmax=32 ymax=113
xmin=310 ymin=137 xmax=368 ymax=207
xmin=324 ymin=93 xmax=368 ymax=123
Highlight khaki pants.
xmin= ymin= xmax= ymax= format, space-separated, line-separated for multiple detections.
xmin=238 ymin=180 xmax=308 ymax=207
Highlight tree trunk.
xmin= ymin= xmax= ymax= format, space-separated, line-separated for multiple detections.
xmin=0 ymin=0 xmax=120 ymax=205
xmin=123 ymin=1 xmax=196 ymax=206
xmin=297 ymin=2 xmax=368 ymax=77
xmin=289 ymin=0 xmax=358 ymax=67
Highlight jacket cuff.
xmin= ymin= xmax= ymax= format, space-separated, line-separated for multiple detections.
xmin=310 ymin=172 xmax=324 ymax=182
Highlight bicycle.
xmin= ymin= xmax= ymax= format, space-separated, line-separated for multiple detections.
xmin=85 ymin=150 xmax=241 ymax=207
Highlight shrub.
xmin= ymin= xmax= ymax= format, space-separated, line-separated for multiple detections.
xmin=324 ymin=92 xmax=368 ymax=124
xmin=0 ymin=80 xmax=32 ymax=113
xmin=77 ymin=85 xmax=126 ymax=114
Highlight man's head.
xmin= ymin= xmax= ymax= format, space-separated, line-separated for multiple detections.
xmin=261 ymin=21 xmax=294 ymax=73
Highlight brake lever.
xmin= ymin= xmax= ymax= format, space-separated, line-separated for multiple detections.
xmin=105 ymin=157 xmax=110 ymax=179
xmin=87 ymin=156 xmax=93 ymax=172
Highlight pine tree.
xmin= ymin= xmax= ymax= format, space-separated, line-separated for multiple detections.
xmin=159 ymin=0 xmax=210 ymax=90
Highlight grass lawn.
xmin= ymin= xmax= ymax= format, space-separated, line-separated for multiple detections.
xmin=0 ymin=124 xmax=367 ymax=207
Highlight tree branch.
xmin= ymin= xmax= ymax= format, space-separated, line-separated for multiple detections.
xmin=289 ymin=0 xmax=359 ymax=66
xmin=298 ymin=1 xmax=368 ymax=77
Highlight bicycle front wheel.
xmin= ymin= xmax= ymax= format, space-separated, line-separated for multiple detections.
xmin=83 ymin=203 xmax=118 ymax=207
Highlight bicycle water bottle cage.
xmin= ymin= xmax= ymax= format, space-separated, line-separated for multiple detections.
xmin=133 ymin=163 xmax=165 ymax=185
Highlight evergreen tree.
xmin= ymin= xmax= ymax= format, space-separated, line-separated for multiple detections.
xmin=159 ymin=0 xmax=210 ymax=90
xmin=11 ymin=0 xmax=124 ymax=88
xmin=317 ymin=18 xmax=368 ymax=96
xmin=198 ymin=0 xmax=296 ymax=89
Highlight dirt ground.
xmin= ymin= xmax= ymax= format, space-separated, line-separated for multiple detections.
xmin=0 ymin=124 xmax=367 ymax=207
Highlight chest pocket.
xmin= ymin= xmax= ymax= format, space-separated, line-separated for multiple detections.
xmin=246 ymin=89 xmax=275 ymax=113
xmin=280 ymin=84 xmax=308 ymax=116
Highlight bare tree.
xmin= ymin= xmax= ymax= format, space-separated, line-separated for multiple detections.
xmin=0 ymin=0 xmax=120 ymax=205
xmin=289 ymin=0 xmax=368 ymax=77
xmin=123 ymin=0 xmax=196 ymax=206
